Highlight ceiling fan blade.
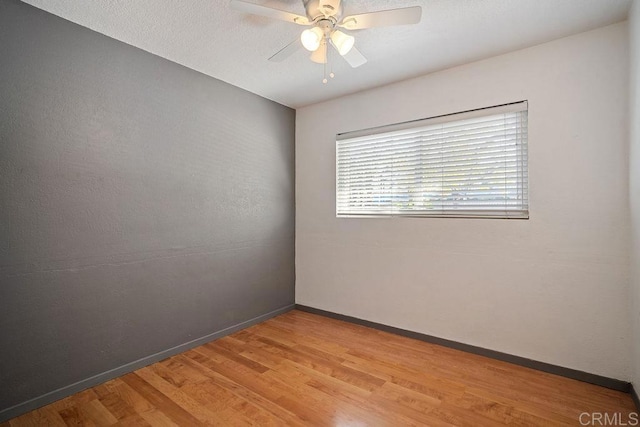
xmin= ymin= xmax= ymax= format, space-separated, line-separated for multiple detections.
xmin=268 ymin=38 xmax=303 ymax=62
xmin=339 ymin=6 xmax=422 ymax=30
xmin=338 ymin=45 xmax=367 ymax=68
xmin=318 ymin=0 xmax=341 ymax=17
xmin=230 ymin=0 xmax=311 ymax=25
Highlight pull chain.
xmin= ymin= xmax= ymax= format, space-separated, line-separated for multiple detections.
xmin=329 ymin=41 xmax=335 ymax=79
xmin=322 ymin=39 xmax=328 ymax=83
xmin=321 ymin=37 xmax=335 ymax=84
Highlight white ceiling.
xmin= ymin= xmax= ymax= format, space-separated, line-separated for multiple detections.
xmin=23 ymin=0 xmax=632 ymax=108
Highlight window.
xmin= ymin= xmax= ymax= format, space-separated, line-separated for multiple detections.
xmin=336 ymin=101 xmax=528 ymax=219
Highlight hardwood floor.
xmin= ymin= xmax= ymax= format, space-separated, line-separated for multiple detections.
xmin=3 ymin=310 xmax=636 ymax=426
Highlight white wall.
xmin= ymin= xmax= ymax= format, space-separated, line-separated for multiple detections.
xmin=296 ymin=22 xmax=631 ymax=380
xmin=629 ymin=0 xmax=640 ymax=390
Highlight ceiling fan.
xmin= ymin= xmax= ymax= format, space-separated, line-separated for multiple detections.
xmin=230 ymin=0 xmax=422 ymax=70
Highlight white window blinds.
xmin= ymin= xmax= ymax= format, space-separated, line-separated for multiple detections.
xmin=336 ymin=102 xmax=528 ymax=218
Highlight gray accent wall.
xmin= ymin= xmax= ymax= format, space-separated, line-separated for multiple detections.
xmin=0 ymin=0 xmax=295 ymax=415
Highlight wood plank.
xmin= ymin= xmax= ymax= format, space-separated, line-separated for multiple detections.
xmin=120 ymin=373 xmax=202 ymax=426
xmin=108 ymin=379 xmax=154 ymax=414
xmin=133 ymin=367 xmax=226 ymax=425
xmin=77 ymin=399 xmax=118 ymax=425
xmin=137 ymin=409 xmax=178 ymax=427
xmin=58 ymin=406 xmax=90 ymax=426
xmin=93 ymin=384 xmax=141 ymax=423
xmin=177 ymin=354 xmax=308 ymax=426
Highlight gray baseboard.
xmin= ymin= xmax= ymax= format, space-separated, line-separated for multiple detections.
xmin=295 ymin=304 xmax=631 ymax=393
xmin=0 ymin=304 xmax=295 ymax=423
xmin=632 ymin=384 xmax=640 ymax=411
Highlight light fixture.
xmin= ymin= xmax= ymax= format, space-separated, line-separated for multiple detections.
xmin=330 ymin=30 xmax=355 ymax=56
xmin=301 ymin=27 xmax=324 ymax=51
xmin=310 ymin=40 xmax=327 ymax=64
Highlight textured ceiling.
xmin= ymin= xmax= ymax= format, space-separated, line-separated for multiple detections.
xmin=23 ymin=0 xmax=632 ymax=108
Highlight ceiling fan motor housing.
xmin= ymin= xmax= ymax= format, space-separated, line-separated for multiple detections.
xmin=303 ymin=0 xmax=343 ymax=23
